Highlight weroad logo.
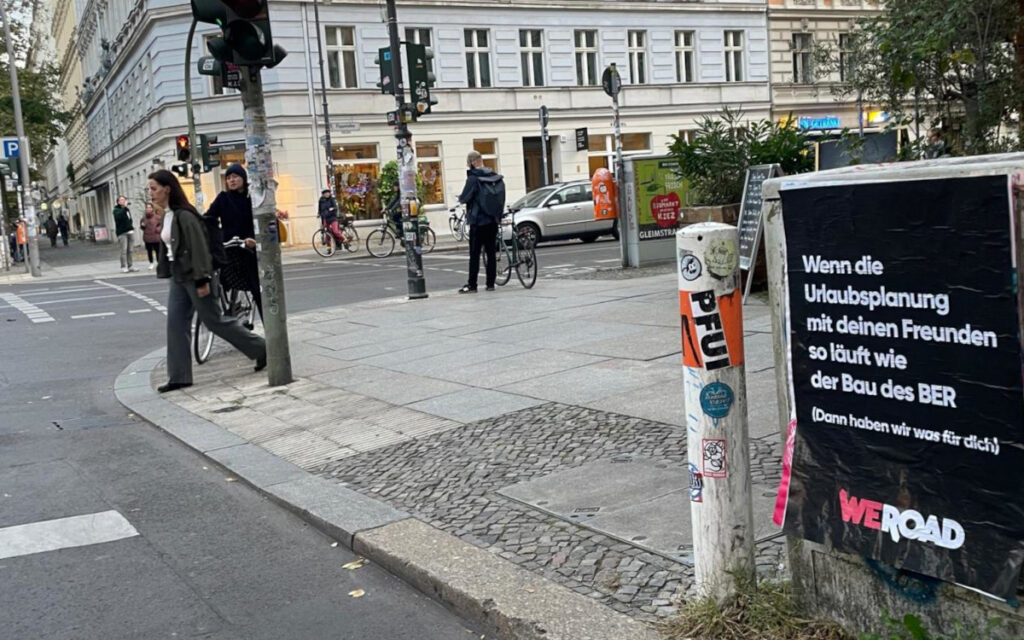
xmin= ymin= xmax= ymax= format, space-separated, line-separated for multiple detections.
xmin=838 ymin=489 xmax=965 ymax=550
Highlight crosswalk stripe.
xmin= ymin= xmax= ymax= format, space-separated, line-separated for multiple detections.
xmin=0 ymin=510 xmax=139 ymax=560
xmin=95 ymin=279 xmax=167 ymax=315
xmin=70 ymin=312 xmax=115 ymax=319
xmin=0 ymin=292 xmax=57 ymax=324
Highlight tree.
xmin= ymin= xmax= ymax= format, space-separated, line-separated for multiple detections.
xmin=376 ymin=160 xmax=425 ymax=209
xmin=813 ymin=0 xmax=1024 ymax=156
xmin=0 ymin=62 xmax=70 ymax=177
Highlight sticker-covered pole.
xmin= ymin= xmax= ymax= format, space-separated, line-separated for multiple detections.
xmin=677 ymin=222 xmax=754 ymax=602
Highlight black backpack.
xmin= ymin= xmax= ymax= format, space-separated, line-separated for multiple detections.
xmin=477 ymin=173 xmax=506 ymax=222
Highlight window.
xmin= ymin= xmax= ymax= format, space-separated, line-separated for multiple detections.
xmin=724 ymin=30 xmax=744 ymax=82
xmin=552 ymin=184 xmax=591 ymax=205
xmin=675 ymin=31 xmax=695 ymax=83
xmin=325 ymin=26 xmax=357 ymax=89
xmin=792 ymin=33 xmax=813 ymax=84
xmin=474 ymin=139 xmax=499 ymax=172
xmin=627 ymin=30 xmax=647 ymax=84
xmin=405 ymin=28 xmax=434 ymax=75
xmin=587 ymin=132 xmax=651 ymax=177
xmin=575 ymin=30 xmax=598 ymax=86
xmin=415 ymin=142 xmax=444 ymax=205
xmin=465 ymin=29 xmax=491 ymax=88
xmin=520 ymin=29 xmax=544 ymax=87
xmin=331 ymin=143 xmax=379 ymax=219
xmin=839 ymin=33 xmax=856 ymax=83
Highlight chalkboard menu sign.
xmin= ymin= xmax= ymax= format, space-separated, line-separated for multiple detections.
xmin=738 ymin=164 xmax=779 ymax=271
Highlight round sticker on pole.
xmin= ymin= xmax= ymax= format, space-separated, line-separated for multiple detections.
xmin=602 ymin=64 xmax=621 ymax=98
xmin=700 ymin=381 xmax=735 ymax=427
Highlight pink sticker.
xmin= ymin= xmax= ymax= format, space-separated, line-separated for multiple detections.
xmin=772 ymin=419 xmax=798 ymax=527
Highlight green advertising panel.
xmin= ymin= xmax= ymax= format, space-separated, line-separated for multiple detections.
xmin=634 ymin=157 xmax=690 ymax=241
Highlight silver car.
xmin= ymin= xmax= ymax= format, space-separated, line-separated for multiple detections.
xmin=509 ymin=180 xmax=619 ymax=246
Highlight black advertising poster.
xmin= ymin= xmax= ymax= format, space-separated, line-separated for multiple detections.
xmin=781 ymin=175 xmax=1024 ymax=599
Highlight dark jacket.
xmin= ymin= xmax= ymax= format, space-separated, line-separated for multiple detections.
xmin=112 ymin=205 xmax=133 ymax=236
xmin=57 ymin=216 xmax=69 ymax=235
xmin=318 ymin=196 xmax=339 ymax=224
xmin=207 ymin=168 xmax=255 ymax=241
xmin=44 ymin=218 xmax=58 ymax=237
xmin=156 ymin=208 xmax=213 ymax=287
xmin=458 ymin=167 xmax=503 ymax=226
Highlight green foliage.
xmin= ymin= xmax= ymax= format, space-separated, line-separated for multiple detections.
xmin=376 ymin=160 xmax=425 ymax=207
xmin=859 ymin=612 xmax=1001 ymax=640
xmin=812 ymin=0 xmax=1024 ymax=156
xmin=0 ymin=61 xmax=71 ymax=176
xmin=661 ymin=576 xmax=853 ymax=640
xmin=667 ymin=108 xmax=814 ymax=206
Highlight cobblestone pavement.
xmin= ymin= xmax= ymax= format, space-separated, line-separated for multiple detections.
xmin=321 ymin=402 xmax=787 ymax=622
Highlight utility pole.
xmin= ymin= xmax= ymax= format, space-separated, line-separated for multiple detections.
xmin=385 ymin=0 xmax=427 ymax=299
xmin=603 ymin=63 xmax=626 ymax=268
xmin=0 ymin=0 xmax=41 ymax=277
xmin=312 ymin=0 xmax=335 ymax=193
xmin=240 ymin=70 xmax=293 ymax=385
xmin=184 ymin=19 xmax=205 ymax=212
xmin=539 ymin=105 xmax=549 ymax=186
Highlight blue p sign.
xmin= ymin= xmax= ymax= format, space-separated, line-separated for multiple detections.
xmin=2 ymin=138 xmax=20 ymax=159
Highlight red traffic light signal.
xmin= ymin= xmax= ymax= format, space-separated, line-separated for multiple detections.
xmin=175 ymin=135 xmax=191 ymax=161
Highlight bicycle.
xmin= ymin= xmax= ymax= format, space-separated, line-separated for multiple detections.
xmin=448 ymin=204 xmax=468 ymax=242
xmin=365 ymin=214 xmax=436 ymax=258
xmin=312 ymin=213 xmax=359 ymax=258
xmin=485 ymin=208 xmax=537 ymax=289
xmin=194 ymin=237 xmax=257 ymax=364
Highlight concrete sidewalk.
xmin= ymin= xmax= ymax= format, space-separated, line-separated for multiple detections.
xmin=116 ymin=271 xmax=784 ymax=640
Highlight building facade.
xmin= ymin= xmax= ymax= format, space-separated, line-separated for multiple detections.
xmin=41 ymin=0 xmax=779 ymax=241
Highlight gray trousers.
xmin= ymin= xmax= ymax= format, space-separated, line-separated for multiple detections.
xmin=166 ymin=277 xmax=266 ymax=385
xmin=118 ymin=232 xmax=134 ymax=269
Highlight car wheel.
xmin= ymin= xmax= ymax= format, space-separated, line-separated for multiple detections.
xmin=610 ymin=221 xmax=620 ymax=241
xmin=517 ymin=222 xmax=540 ymax=248
xmin=580 ymin=234 xmax=598 ymax=244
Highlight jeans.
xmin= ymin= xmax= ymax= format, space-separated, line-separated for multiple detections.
xmin=118 ymin=231 xmax=134 ymax=269
xmin=468 ymin=223 xmax=498 ymax=289
xmin=165 ymin=277 xmax=266 ymax=385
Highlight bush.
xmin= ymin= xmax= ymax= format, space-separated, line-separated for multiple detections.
xmin=376 ymin=160 xmax=425 ymax=207
xmin=668 ymin=107 xmax=814 ymax=206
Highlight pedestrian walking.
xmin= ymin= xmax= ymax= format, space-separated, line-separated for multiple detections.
xmin=140 ymin=202 xmax=162 ymax=270
xmin=457 ymin=150 xmax=506 ymax=293
xmin=317 ymin=188 xmax=351 ymax=247
xmin=57 ymin=214 xmax=69 ymax=246
xmin=44 ymin=215 xmax=58 ymax=248
xmin=112 ymin=196 xmax=137 ymax=272
xmin=206 ymin=164 xmax=263 ymax=320
xmin=148 ymin=169 xmax=266 ymax=393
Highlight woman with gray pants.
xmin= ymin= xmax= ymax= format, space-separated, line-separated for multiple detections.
xmin=147 ymin=169 xmax=266 ymax=393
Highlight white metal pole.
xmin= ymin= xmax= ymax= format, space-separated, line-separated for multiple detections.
xmin=677 ymin=222 xmax=755 ymax=602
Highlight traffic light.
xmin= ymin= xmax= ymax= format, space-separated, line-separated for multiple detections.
xmin=175 ymin=134 xmax=190 ymax=162
xmin=199 ymin=134 xmax=221 ymax=173
xmin=191 ymin=0 xmax=286 ymax=68
xmin=405 ymin=42 xmax=436 ymax=117
xmin=171 ymin=163 xmax=189 ymax=178
xmin=375 ymin=47 xmax=396 ymax=96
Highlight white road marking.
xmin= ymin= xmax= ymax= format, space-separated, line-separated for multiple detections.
xmin=23 ymin=286 xmax=106 ymax=297
xmin=595 ymin=259 xmax=620 ymax=263
xmin=128 ymin=309 xmax=152 ymax=314
xmin=35 ymin=293 xmax=125 ymax=306
xmin=544 ymin=264 xmax=573 ymax=269
xmin=0 ymin=510 xmax=139 ymax=560
xmin=95 ymin=279 xmax=167 ymax=314
xmin=71 ymin=312 xmax=116 ymax=319
xmin=0 ymin=292 xmax=56 ymax=323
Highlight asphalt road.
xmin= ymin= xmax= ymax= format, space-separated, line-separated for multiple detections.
xmin=0 ymin=236 xmax=619 ymax=639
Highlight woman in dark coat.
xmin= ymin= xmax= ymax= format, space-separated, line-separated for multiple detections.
xmin=205 ymin=163 xmax=262 ymax=321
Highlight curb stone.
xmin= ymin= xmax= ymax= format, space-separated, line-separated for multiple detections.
xmin=115 ymin=349 xmax=658 ymax=640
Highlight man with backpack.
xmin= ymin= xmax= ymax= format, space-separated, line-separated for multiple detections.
xmin=457 ymin=150 xmax=505 ymax=293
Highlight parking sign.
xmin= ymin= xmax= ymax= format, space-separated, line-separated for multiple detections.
xmin=2 ymin=138 xmax=20 ymax=159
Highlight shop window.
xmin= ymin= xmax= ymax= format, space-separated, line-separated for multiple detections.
xmin=332 ymin=143 xmax=380 ymax=219
xmin=474 ymin=139 xmax=499 ymax=172
xmin=587 ymin=132 xmax=651 ymax=178
xmin=416 ymin=142 xmax=444 ymax=205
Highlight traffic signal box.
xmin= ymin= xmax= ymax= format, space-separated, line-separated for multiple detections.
xmin=191 ymin=0 xmax=286 ymax=68
xmin=375 ymin=43 xmax=438 ymax=121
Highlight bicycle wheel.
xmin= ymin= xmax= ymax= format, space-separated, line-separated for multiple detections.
xmin=344 ymin=223 xmax=360 ymax=244
xmin=494 ymin=241 xmax=512 ymax=286
xmin=450 ymin=217 xmax=466 ymax=242
xmin=366 ymin=228 xmax=396 ymax=258
xmin=312 ymin=229 xmax=335 ymax=257
xmin=516 ymin=245 xmax=538 ymax=289
xmin=421 ymin=227 xmax=436 ymax=253
xmin=193 ymin=313 xmax=214 ymax=364
xmin=228 ymin=288 xmax=256 ymax=329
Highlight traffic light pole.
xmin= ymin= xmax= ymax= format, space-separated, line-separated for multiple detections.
xmin=184 ymin=19 xmax=205 ymax=212
xmin=239 ymin=69 xmax=293 ymax=386
xmin=385 ymin=0 xmax=427 ymax=299
xmin=311 ymin=0 xmax=335 ymax=193
xmin=0 ymin=0 xmax=40 ymax=277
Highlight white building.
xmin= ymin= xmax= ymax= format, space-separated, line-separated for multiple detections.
xmin=48 ymin=0 xmax=775 ymax=240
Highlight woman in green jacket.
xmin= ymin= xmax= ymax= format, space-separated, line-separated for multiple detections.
xmin=148 ymin=169 xmax=266 ymax=393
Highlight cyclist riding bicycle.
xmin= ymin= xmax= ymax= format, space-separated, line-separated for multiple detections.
xmin=318 ymin=188 xmax=352 ymax=248
xmin=205 ymin=163 xmax=262 ymax=321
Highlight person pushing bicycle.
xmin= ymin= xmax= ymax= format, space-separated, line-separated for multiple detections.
xmin=318 ymin=188 xmax=352 ymax=248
